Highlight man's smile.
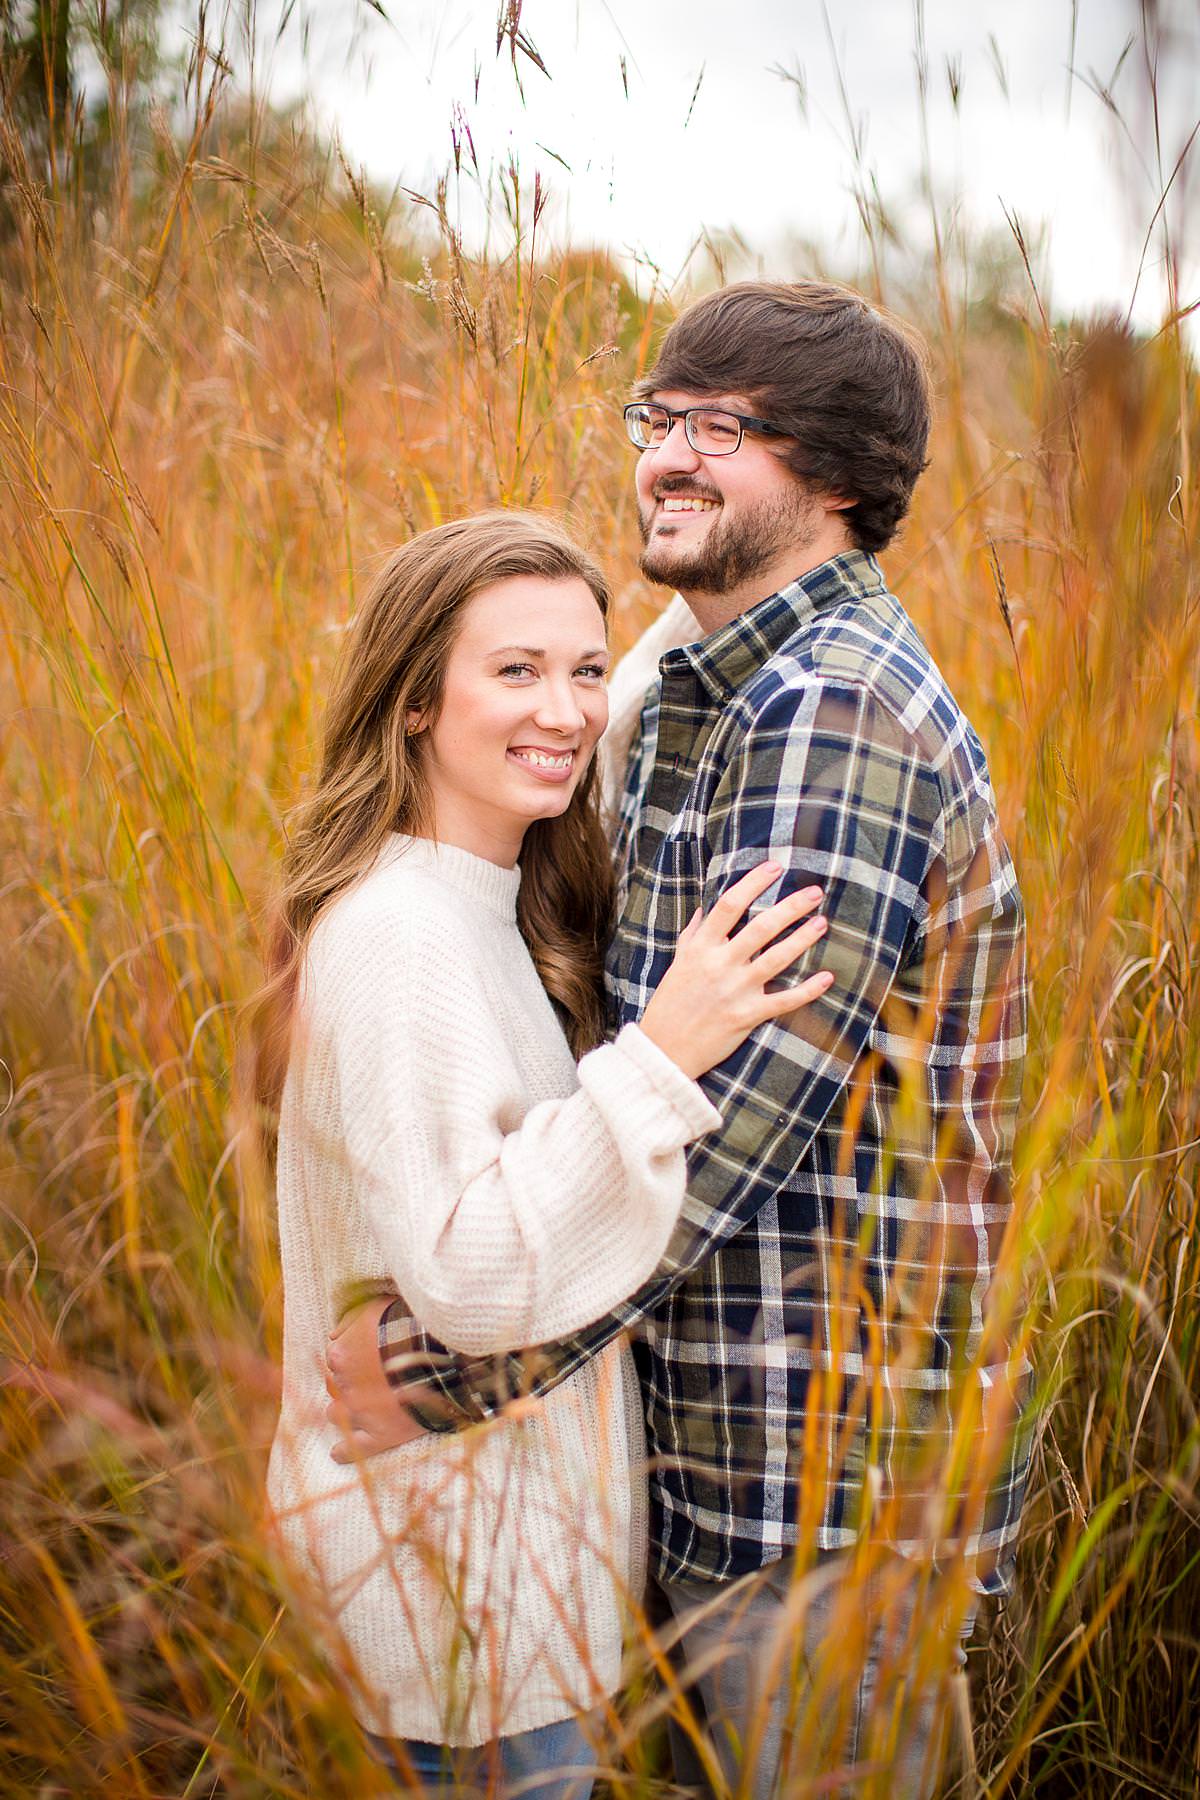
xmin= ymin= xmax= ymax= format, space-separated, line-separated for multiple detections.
xmin=649 ymin=480 xmax=724 ymax=533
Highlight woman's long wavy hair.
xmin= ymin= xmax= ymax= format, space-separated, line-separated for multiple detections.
xmin=253 ymin=512 xmax=616 ymax=1130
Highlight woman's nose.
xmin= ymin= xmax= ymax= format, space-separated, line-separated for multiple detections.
xmin=533 ymin=680 xmax=586 ymax=732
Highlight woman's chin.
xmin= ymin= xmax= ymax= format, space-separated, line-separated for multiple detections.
xmin=516 ymin=787 xmax=577 ymax=827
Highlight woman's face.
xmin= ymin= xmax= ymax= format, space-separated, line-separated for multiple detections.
xmin=415 ymin=574 xmax=610 ymax=867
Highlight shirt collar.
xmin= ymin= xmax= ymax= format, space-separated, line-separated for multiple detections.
xmin=663 ymin=549 xmax=887 ymax=706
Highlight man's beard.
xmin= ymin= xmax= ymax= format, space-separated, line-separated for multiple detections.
xmin=638 ymin=480 xmax=823 ymax=597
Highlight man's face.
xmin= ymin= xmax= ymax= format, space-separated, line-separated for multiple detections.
xmin=634 ymin=389 xmax=826 ymax=597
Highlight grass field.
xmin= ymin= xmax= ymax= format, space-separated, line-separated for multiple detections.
xmin=0 ymin=8 xmax=1197 ymax=1796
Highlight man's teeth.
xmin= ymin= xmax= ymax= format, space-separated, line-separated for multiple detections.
xmin=661 ymin=496 xmax=718 ymax=512
xmin=514 ymin=749 xmax=573 ymax=768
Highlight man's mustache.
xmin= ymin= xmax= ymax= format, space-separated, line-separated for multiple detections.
xmin=651 ymin=474 xmax=724 ymax=505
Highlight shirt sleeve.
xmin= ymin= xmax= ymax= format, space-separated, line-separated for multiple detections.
xmin=318 ymin=899 xmax=720 ymax=1357
xmin=382 ymin=680 xmax=944 ymax=1422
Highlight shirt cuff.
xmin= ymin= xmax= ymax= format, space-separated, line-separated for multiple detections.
xmin=377 ymin=1298 xmax=486 ymax=1431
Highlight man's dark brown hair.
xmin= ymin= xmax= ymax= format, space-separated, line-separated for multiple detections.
xmin=636 ymin=280 xmax=933 ymax=554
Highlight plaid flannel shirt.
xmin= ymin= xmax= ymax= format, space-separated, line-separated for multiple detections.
xmin=381 ymin=550 xmax=1031 ymax=1591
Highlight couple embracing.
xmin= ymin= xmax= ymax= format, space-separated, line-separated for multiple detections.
xmin=264 ymin=280 xmax=1030 ymax=1798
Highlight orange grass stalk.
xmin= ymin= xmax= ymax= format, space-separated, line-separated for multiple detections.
xmin=0 ymin=6 xmax=1196 ymax=1797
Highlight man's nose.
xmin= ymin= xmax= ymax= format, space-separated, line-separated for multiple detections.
xmin=646 ymin=417 xmax=702 ymax=476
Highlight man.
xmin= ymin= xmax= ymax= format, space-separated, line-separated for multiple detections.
xmin=326 ymin=280 xmax=1030 ymax=1795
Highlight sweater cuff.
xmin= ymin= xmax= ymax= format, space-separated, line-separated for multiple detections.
xmin=611 ymin=1022 xmax=722 ymax=1140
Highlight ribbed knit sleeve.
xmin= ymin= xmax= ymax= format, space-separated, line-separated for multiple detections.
xmin=307 ymin=883 xmax=720 ymax=1355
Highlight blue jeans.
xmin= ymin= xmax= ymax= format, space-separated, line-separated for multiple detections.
xmin=366 ymin=1714 xmax=595 ymax=1800
xmin=657 ymin=1554 xmax=975 ymax=1800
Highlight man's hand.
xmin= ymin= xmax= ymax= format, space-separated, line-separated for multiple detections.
xmin=325 ymin=1296 xmax=427 ymax=1463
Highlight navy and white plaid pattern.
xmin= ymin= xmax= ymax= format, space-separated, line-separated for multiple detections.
xmin=383 ymin=551 xmax=1030 ymax=1591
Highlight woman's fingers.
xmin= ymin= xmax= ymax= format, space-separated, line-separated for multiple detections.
xmin=751 ymin=912 xmax=828 ymax=979
xmin=694 ymin=861 xmax=782 ymax=941
xmin=677 ymin=907 xmax=704 ymax=943
xmin=760 ymin=969 xmax=835 ymax=1018
xmin=734 ymin=884 xmax=824 ymax=959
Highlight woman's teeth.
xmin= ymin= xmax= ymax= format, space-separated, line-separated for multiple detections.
xmin=512 ymin=749 xmax=573 ymax=768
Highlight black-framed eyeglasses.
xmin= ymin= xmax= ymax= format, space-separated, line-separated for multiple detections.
xmin=622 ymin=402 xmax=789 ymax=457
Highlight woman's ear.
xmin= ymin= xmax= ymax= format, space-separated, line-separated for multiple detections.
xmin=404 ymin=708 xmax=425 ymax=737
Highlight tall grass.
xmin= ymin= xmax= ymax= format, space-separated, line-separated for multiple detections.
xmin=0 ymin=7 xmax=1197 ymax=1796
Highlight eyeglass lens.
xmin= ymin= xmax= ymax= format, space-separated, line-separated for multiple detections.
xmin=626 ymin=406 xmax=742 ymax=455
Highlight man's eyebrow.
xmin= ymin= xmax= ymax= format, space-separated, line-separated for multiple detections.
xmin=648 ymin=392 xmax=751 ymax=410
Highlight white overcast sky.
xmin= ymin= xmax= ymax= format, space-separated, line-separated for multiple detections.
xmin=250 ymin=0 xmax=1197 ymax=330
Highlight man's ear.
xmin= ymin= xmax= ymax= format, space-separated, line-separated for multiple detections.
xmin=821 ymin=492 xmax=856 ymax=515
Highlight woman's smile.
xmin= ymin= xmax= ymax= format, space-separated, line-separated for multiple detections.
xmin=507 ymin=744 xmax=577 ymax=780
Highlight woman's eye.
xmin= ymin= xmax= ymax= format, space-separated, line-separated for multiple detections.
xmin=498 ymin=662 xmax=536 ymax=679
xmin=575 ymin=663 xmax=607 ymax=681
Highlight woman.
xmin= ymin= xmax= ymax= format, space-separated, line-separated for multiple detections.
xmin=263 ymin=513 xmax=831 ymax=1794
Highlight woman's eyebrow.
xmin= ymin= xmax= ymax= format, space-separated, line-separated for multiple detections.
xmin=487 ymin=644 xmax=610 ymax=660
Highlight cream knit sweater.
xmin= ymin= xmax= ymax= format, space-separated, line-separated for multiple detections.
xmin=267 ymin=833 xmax=720 ymax=1744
